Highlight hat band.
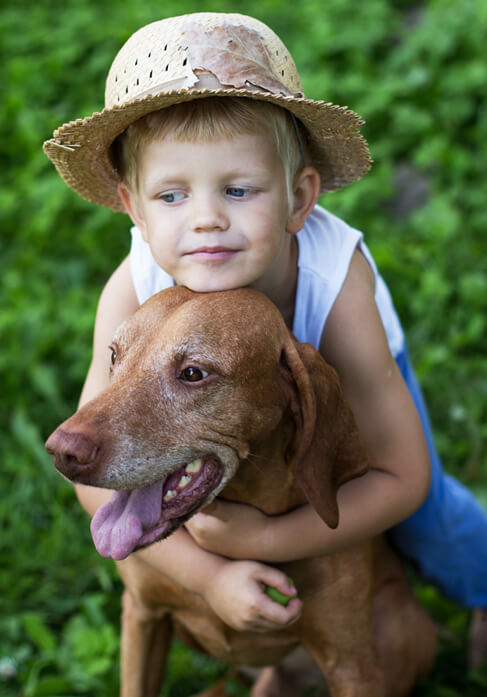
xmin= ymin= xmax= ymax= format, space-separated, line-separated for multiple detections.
xmin=111 ymin=71 xmax=294 ymax=110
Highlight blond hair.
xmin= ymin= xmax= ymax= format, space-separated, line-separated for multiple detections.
xmin=111 ymin=97 xmax=309 ymax=206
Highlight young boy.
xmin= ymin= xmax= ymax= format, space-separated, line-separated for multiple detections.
xmin=44 ymin=12 xmax=487 ymax=680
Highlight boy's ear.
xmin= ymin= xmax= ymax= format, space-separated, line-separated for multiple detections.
xmin=286 ymin=167 xmax=321 ymax=234
xmin=118 ymin=183 xmax=148 ymax=240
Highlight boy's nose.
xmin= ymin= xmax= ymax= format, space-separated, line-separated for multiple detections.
xmin=190 ymin=194 xmax=229 ymax=233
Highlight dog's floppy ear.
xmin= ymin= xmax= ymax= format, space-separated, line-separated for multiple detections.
xmin=281 ymin=334 xmax=369 ymax=529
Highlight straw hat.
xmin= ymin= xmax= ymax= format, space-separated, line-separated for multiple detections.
xmin=43 ymin=12 xmax=372 ymax=212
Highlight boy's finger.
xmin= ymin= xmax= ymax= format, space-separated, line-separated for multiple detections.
xmin=257 ymin=567 xmax=297 ymax=597
xmin=259 ymin=594 xmax=302 ymax=626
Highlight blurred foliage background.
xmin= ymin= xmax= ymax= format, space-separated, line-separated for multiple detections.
xmin=1 ymin=0 xmax=486 ymax=694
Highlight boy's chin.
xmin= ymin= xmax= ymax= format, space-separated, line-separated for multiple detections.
xmin=175 ymin=277 xmax=253 ymax=294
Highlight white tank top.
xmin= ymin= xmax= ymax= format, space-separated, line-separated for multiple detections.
xmin=129 ymin=204 xmax=404 ymax=356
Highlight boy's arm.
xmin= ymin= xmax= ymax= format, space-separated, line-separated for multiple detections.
xmin=77 ymin=255 xmax=140 ymax=407
xmin=74 ymin=257 xmax=300 ymax=630
xmin=75 ymin=254 xmax=139 ymax=522
xmin=77 ymin=481 xmax=300 ymax=631
xmin=186 ymin=249 xmax=431 ymax=561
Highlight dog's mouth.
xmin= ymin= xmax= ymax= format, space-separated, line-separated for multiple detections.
xmin=90 ymin=456 xmax=224 ymax=560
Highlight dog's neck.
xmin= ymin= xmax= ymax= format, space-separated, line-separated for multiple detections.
xmin=220 ymin=407 xmax=305 ymax=515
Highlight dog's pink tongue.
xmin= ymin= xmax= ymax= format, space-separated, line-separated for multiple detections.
xmin=90 ymin=481 xmax=163 ymax=560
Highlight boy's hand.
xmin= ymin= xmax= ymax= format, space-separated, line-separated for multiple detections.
xmin=204 ymin=560 xmax=301 ymax=632
xmin=186 ymin=499 xmax=270 ymax=559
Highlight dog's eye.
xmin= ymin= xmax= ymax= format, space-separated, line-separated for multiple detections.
xmin=108 ymin=344 xmax=118 ymax=366
xmin=180 ymin=366 xmax=208 ymax=382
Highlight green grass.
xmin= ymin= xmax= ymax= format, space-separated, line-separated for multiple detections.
xmin=1 ymin=0 xmax=486 ymax=694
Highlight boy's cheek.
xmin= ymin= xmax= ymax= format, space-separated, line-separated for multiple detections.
xmin=118 ymin=183 xmax=149 ymax=242
xmin=139 ymin=225 xmax=150 ymax=243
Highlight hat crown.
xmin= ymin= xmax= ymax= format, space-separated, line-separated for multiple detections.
xmin=105 ymin=12 xmax=303 ymax=109
xmin=44 ymin=12 xmax=372 ymax=211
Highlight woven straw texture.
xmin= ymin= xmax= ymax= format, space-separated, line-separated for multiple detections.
xmin=43 ymin=12 xmax=372 ymax=211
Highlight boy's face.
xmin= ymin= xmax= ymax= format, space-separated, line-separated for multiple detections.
xmin=121 ymin=132 xmax=297 ymax=293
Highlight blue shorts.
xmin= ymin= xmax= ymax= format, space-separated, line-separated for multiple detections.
xmin=389 ymin=347 xmax=487 ymax=609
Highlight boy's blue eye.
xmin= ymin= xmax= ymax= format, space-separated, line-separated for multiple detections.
xmin=160 ymin=191 xmax=185 ymax=203
xmin=226 ymin=186 xmax=250 ymax=198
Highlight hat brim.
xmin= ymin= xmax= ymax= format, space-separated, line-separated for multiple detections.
xmin=43 ymin=87 xmax=372 ymax=212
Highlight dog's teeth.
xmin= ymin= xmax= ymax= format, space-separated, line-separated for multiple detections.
xmin=185 ymin=459 xmax=202 ymax=474
xmin=164 ymin=489 xmax=176 ymax=502
xmin=179 ymin=475 xmax=191 ymax=489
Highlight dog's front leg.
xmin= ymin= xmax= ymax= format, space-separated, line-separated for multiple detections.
xmin=120 ymin=588 xmax=173 ymax=697
xmin=302 ymin=634 xmax=384 ymax=697
xmin=291 ymin=547 xmax=387 ymax=697
xmin=298 ymin=595 xmax=386 ymax=697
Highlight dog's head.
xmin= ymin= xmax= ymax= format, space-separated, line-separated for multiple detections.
xmin=46 ymin=287 xmax=368 ymax=559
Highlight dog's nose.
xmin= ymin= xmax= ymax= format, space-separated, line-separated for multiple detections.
xmin=45 ymin=428 xmax=99 ymax=480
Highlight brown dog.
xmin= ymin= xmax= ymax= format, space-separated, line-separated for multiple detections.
xmin=46 ymin=286 xmax=436 ymax=697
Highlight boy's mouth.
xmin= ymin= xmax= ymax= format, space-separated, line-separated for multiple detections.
xmin=187 ymin=246 xmax=239 ymax=260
